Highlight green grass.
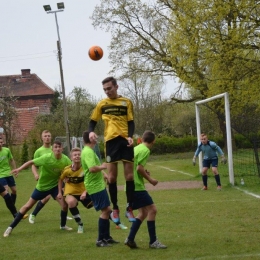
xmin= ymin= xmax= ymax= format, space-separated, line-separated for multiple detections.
xmin=1 ymin=154 xmax=260 ymax=259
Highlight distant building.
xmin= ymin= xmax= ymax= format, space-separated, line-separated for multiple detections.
xmin=0 ymin=69 xmax=55 ymax=143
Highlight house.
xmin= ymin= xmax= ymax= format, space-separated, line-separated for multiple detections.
xmin=0 ymin=69 xmax=55 ymax=143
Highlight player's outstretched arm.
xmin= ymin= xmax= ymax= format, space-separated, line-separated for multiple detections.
xmin=11 ymin=160 xmax=34 ymax=177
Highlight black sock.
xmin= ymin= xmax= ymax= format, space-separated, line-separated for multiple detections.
xmin=108 ymin=182 xmax=118 ymax=210
xmin=202 ymin=175 xmax=208 ymax=187
xmin=60 ymin=210 xmax=67 ymax=227
xmin=215 ymin=174 xmax=221 ymax=186
xmin=10 ymin=212 xmax=24 ymax=229
xmin=3 ymin=193 xmax=17 ymax=217
xmin=147 ymin=220 xmax=156 ymax=244
xmin=126 ymin=180 xmax=135 ymax=209
xmin=31 ymin=200 xmax=45 ymax=216
xmin=128 ymin=218 xmax=142 ymax=241
xmin=11 ymin=193 xmax=16 ymax=205
xmin=69 ymin=207 xmax=82 ymax=225
xmin=98 ymin=218 xmax=107 ymax=241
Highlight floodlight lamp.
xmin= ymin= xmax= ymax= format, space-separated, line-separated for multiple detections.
xmin=43 ymin=5 xmax=51 ymax=12
xmin=57 ymin=2 xmax=65 ymax=9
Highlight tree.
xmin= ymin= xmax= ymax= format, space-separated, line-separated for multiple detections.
xmin=92 ymin=0 xmax=260 ymax=144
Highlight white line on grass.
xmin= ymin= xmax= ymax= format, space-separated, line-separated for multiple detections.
xmin=234 ymin=186 xmax=260 ymax=199
xmin=183 ymin=252 xmax=260 ymax=259
xmin=147 ymin=163 xmax=194 ymax=177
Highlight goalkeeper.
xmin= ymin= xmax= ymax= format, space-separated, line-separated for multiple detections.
xmin=193 ymin=133 xmax=227 ymax=191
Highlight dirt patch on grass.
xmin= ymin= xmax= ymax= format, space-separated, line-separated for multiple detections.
xmin=118 ymin=181 xmax=202 ymax=191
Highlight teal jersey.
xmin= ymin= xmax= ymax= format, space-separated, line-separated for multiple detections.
xmin=81 ymin=145 xmax=105 ymax=195
xmin=194 ymin=141 xmax=224 ymax=159
xmin=0 ymin=147 xmax=13 ymax=178
xmin=33 ymin=153 xmax=71 ymax=191
xmin=134 ymin=143 xmax=150 ymax=191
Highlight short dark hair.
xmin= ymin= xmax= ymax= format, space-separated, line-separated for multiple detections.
xmin=83 ymin=131 xmax=91 ymax=144
xmin=142 ymin=131 xmax=155 ymax=143
xmin=53 ymin=140 xmax=62 ymax=146
xmin=102 ymin=76 xmax=117 ymax=86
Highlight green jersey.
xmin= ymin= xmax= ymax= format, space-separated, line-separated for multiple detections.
xmin=0 ymin=147 xmax=13 ymax=178
xmin=33 ymin=152 xmax=71 ymax=191
xmin=134 ymin=143 xmax=150 ymax=191
xmin=34 ymin=146 xmax=52 ymax=158
xmin=81 ymin=146 xmax=105 ymax=195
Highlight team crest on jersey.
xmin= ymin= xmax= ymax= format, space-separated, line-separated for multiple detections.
xmin=121 ymin=101 xmax=127 ymax=106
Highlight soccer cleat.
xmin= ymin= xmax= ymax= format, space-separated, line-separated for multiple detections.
xmin=3 ymin=227 xmax=12 ymax=237
xmin=60 ymin=226 xmax=73 ymax=231
xmin=103 ymin=237 xmax=120 ymax=244
xmin=116 ymin=223 xmax=128 ymax=230
xmin=96 ymin=240 xmax=112 ymax=247
xmin=22 ymin=214 xmax=29 ymax=220
xmin=29 ymin=214 xmax=35 ymax=223
xmin=124 ymin=238 xmax=138 ymax=249
xmin=110 ymin=209 xmax=120 ymax=224
xmin=149 ymin=240 xmax=167 ymax=249
xmin=77 ymin=224 xmax=84 ymax=234
xmin=125 ymin=209 xmax=136 ymax=222
xmin=201 ymin=186 xmax=208 ymax=190
xmin=217 ymin=185 xmax=222 ymax=191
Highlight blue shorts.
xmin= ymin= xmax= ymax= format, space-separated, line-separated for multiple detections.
xmin=132 ymin=191 xmax=154 ymax=210
xmin=203 ymin=158 xmax=218 ymax=168
xmin=31 ymin=186 xmax=59 ymax=201
xmin=90 ymin=188 xmax=110 ymax=211
xmin=0 ymin=176 xmax=16 ymax=187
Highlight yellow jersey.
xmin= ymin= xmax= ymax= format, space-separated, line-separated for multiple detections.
xmin=90 ymin=96 xmax=134 ymax=142
xmin=60 ymin=165 xmax=85 ymax=196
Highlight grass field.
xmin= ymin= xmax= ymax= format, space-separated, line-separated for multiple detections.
xmin=1 ymin=153 xmax=260 ymax=259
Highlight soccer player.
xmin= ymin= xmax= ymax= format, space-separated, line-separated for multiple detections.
xmin=3 ymin=140 xmax=72 ymax=237
xmin=193 ymin=133 xmax=227 ymax=190
xmin=29 ymin=130 xmax=52 ymax=224
xmin=124 ymin=131 xmax=167 ymax=249
xmin=58 ymin=147 xmax=93 ymax=234
xmin=81 ymin=131 xmax=119 ymax=247
xmin=88 ymin=76 xmax=135 ymax=224
xmin=0 ymin=137 xmax=18 ymax=205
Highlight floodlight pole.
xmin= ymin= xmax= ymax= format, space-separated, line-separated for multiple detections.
xmin=45 ymin=7 xmax=71 ymax=153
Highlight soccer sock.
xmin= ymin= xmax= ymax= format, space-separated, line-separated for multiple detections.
xmin=98 ymin=217 xmax=107 ymax=241
xmin=10 ymin=212 xmax=24 ymax=229
xmin=103 ymin=218 xmax=110 ymax=240
xmin=60 ymin=210 xmax=68 ymax=227
xmin=31 ymin=200 xmax=46 ymax=216
xmin=11 ymin=193 xmax=17 ymax=205
xmin=202 ymin=175 xmax=208 ymax=187
xmin=69 ymin=207 xmax=82 ymax=225
xmin=128 ymin=218 xmax=142 ymax=241
xmin=215 ymin=174 xmax=221 ymax=186
xmin=108 ymin=182 xmax=118 ymax=210
xmin=147 ymin=220 xmax=156 ymax=244
xmin=126 ymin=180 xmax=135 ymax=209
xmin=3 ymin=193 xmax=17 ymax=217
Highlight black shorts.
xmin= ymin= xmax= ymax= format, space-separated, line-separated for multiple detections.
xmin=105 ymin=136 xmax=134 ymax=163
xmin=0 ymin=183 xmax=6 ymax=193
xmin=67 ymin=194 xmax=93 ymax=209
xmin=132 ymin=191 xmax=154 ymax=210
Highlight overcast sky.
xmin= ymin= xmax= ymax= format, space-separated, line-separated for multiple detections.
xmin=0 ymin=0 xmax=176 ymax=100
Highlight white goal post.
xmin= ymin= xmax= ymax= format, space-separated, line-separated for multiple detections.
xmin=195 ymin=92 xmax=234 ymax=185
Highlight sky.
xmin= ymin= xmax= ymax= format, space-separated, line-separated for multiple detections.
xmin=0 ymin=0 xmax=177 ymax=100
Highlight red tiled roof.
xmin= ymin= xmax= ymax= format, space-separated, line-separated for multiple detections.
xmin=0 ymin=73 xmax=55 ymax=97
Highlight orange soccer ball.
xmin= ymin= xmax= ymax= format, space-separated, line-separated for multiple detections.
xmin=88 ymin=46 xmax=103 ymax=61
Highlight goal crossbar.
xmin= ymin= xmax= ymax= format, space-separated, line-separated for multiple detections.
xmin=195 ymin=92 xmax=234 ymax=185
